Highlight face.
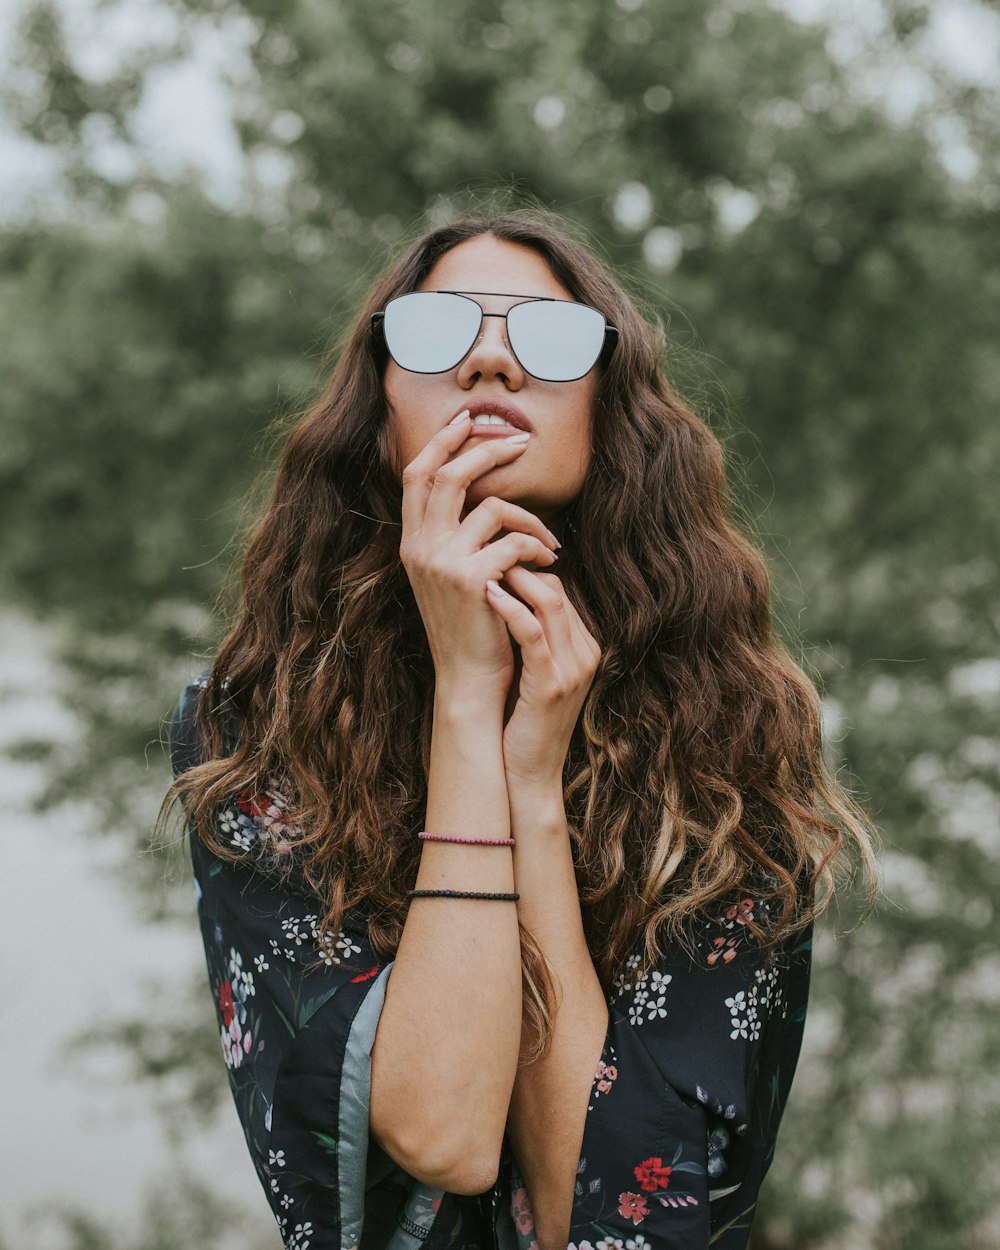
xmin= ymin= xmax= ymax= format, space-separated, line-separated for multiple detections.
xmin=383 ymin=235 xmax=598 ymax=529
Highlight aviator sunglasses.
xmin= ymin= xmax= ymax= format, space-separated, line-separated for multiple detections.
xmin=371 ymin=291 xmax=618 ymax=383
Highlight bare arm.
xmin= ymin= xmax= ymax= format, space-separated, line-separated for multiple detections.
xmin=369 ymin=688 xmax=523 ymax=1194
xmin=368 ymin=415 xmax=561 ymax=1194
xmin=474 ymin=560 xmax=608 ymax=1246
xmin=505 ymin=781 xmax=609 ymax=1249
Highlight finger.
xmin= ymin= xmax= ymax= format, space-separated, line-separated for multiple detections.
xmin=501 ymin=569 xmax=602 ymax=670
xmin=485 ymin=577 xmax=551 ymax=662
xmin=400 ymin=410 xmax=476 ymax=541
xmin=479 ymin=534 xmax=559 ymax=581
xmin=421 ymin=432 xmax=532 ymax=537
xmin=498 ymin=566 xmax=575 ymax=660
xmin=460 ymin=499 xmax=560 ymax=556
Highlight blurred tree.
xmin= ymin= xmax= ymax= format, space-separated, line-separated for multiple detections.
xmin=2 ymin=0 xmax=998 ymax=1246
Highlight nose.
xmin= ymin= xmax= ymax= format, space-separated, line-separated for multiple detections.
xmin=455 ymin=313 xmax=525 ymax=389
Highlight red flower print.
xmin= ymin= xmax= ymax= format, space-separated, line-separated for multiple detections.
xmin=595 ymin=1059 xmax=619 ymax=1096
xmin=634 ymin=1156 xmax=672 ymax=1192
xmin=725 ymin=897 xmax=756 ymax=926
xmin=618 ymin=1192 xmax=649 ymax=1224
xmin=218 ymin=979 xmax=234 ymax=1026
xmin=351 ymin=965 xmax=381 ymax=983
xmin=511 ymin=1186 xmax=535 ymax=1236
xmin=707 ymin=936 xmax=739 ymax=966
xmin=236 ymin=790 xmax=265 ymax=817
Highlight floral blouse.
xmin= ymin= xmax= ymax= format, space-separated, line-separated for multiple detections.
xmin=170 ymin=676 xmax=812 ymax=1250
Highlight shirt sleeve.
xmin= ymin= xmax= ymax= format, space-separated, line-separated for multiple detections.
xmin=564 ymin=900 xmax=812 ymax=1250
xmin=168 ymin=678 xmax=437 ymax=1250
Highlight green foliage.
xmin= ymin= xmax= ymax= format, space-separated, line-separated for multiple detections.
xmin=3 ymin=0 xmax=999 ymax=1245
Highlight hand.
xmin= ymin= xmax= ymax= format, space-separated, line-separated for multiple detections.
xmin=399 ymin=413 xmax=561 ymax=705
xmin=484 ymin=567 xmax=602 ymax=786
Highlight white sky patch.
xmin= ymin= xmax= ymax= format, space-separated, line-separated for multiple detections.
xmin=128 ymin=25 xmax=252 ymax=207
xmin=708 ymin=179 xmax=762 ymax=235
xmin=612 ymin=180 xmax=653 ymax=231
xmin=929 ymin=113 xmax=981 ymax=180
xmin=948 ymin=657 xmax=1000 ymax=705
xmin=0 ymin=0 xmax=997 ymax=214
xmin=926 ymin=0 xmax=1000 ymax=84
xmin=0 ymin=0 xmax=254 ymax=218
xmin=643 ymin=225 xmax=684 ymax=273
xmin=533 ymin=95 xmax=566 ymax=130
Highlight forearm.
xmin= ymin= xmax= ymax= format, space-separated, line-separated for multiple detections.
xmin=370 ymin=689 xmax=523 ymax=1191
xmin=505 ymin=784 xmax=609 ymax=1249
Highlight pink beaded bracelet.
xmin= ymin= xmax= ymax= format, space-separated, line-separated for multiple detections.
xmin=418 ymin=831 xmax=515 ymax=847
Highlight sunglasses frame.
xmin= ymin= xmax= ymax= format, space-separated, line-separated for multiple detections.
xmin=370 ymin=290 xmax=619 ymax=383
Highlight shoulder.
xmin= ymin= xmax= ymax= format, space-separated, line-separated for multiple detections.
xmin=167 ymin=671 xmax=212 ymax=778
xmin=168 ymin=668 xmax=241 ymax=778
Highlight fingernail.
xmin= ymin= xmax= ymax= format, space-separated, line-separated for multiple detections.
xmin=505 ymin=432 xmax=531 ymax=443
xmin=486 ymin=579 xmax=505 ymax=596
xmin=547 ymin=530 xmax=562 ymax=549
xmin=449 ymin=409 xmax=471 ymax=426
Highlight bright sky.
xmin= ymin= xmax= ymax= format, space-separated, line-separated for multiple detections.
xmin=0 ymin=0 xmax=997 ymax=222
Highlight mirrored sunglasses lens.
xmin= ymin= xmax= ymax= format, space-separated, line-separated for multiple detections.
xmin=508 ymin=301 xmax=606 ymax=381
xmin=383 ymin=293 xmax=480 ymax=373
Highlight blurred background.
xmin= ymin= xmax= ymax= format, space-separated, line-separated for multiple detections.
xmin=1 ymin=0 xmax=998 ymax=1247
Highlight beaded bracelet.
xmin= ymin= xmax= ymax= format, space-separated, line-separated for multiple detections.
xmin=418 ymin=831 xmax=515 ymax=847
xmin=407 ymin=889 xmax=520 ymax=902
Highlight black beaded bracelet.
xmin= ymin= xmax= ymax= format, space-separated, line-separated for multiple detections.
xmin=407 ymin=889 xmax=520 ymax=902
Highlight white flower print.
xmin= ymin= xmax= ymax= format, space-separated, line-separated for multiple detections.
xmin=726 ymin=964 xmax=782 ymax=1041
xmin=269 ymin=1148 xmax=286 ymax=1168
xmin=596 ymin=1239 xmax=625 ymax=1250
xmin=645 ymin=993 xmax=669 ymax=1021
xmin=270 ymin=1176 xmax=280 ymax=1193
xmin=220 ymin=808 xmax=256 ymax=852
xmin=254 ymin=954 xmax=269 ymax=972
xmin=226 ymin=949 xmax=256 ymax=1007
xmin=725 ymin=990 xmax=752 ymax=1039
xmin=620 ymin=966 xmax=673 ymax=1026
xmin=290 ymin=1222 xmax=313 ymax=1249
xmin=611 ymin=953 xmax=642 ymax=1001
xmin=317 ymin=929 xmax=363 ymax=967
xmin=220 ymin=1021 xmax=252 ymax=1070
xmin=281 ymin=917 xmax=309 ymax=946
xmin=269 ymin=937 xmax=299 ymax=964
xmin=626 ymin=1237 xmax=650 ymax=1250
xmin=280 ymin=1193 xmax=294 ymax=1210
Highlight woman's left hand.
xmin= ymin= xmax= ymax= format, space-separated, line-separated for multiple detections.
xmin=485 ymin=566 xmax=602 ymax=788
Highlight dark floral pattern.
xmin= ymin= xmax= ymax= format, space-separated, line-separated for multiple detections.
xmin=171 ymin=677 xmax=812 ymax=1249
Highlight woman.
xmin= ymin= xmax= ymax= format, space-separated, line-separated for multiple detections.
xmin=168 ymin=210 xmax=877 ymax=1250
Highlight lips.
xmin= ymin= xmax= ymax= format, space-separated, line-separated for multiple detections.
xmin=451 ymin=399 xmax=534 ymax=433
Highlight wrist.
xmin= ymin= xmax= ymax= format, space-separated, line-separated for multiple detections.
xmin=506 ymin=778 xmax=568 ymax=831
xmin=433 ymin=682 xmax=506 ymax=719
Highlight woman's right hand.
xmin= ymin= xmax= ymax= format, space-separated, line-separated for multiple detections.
xmin=399 ymin=411 xmax=560 ymax=704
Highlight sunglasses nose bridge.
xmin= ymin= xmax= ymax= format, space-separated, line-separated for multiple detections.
xmin=458 ymin=309 xmax=521 ymax=378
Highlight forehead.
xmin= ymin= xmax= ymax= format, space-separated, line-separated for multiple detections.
xmin=418 ymin=235 xmax=573 ymax=301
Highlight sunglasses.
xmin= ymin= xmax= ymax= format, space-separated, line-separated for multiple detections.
xmin=371 ymin=290 xmax=618 ymax=383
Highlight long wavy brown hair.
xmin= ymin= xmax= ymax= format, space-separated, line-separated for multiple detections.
xmin=170 ymin=208 xmax=878 ymax=1061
